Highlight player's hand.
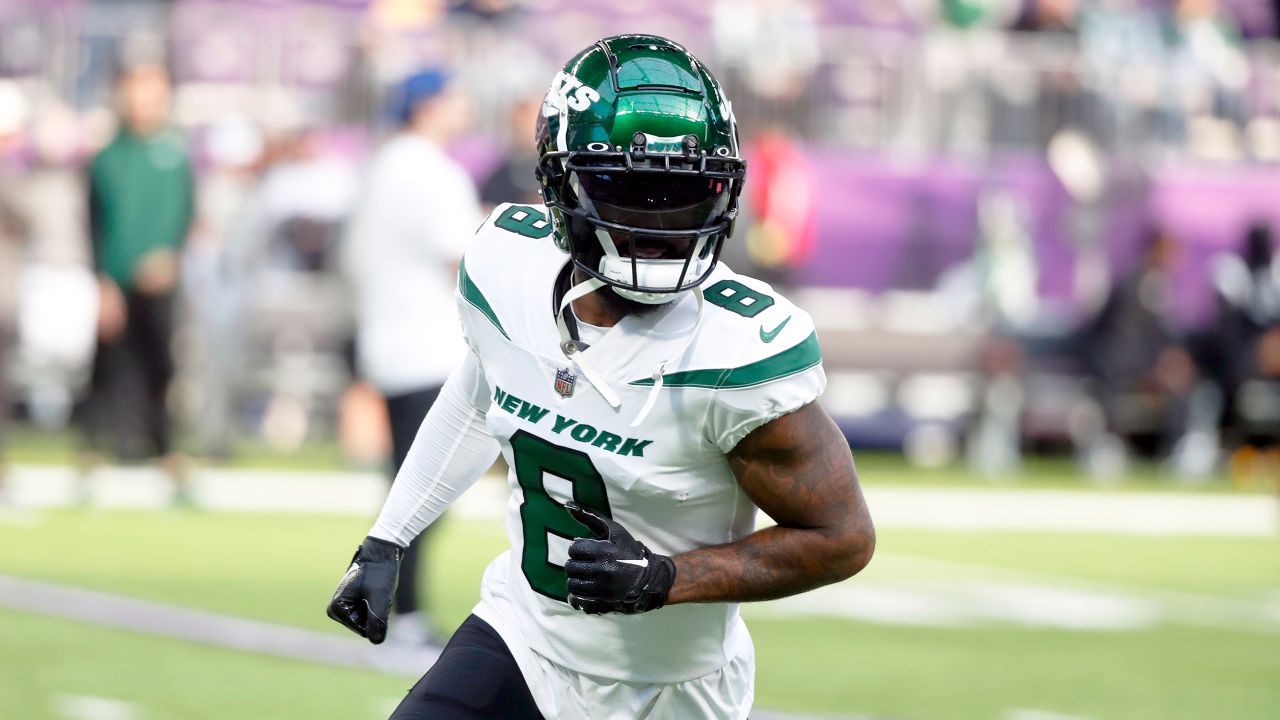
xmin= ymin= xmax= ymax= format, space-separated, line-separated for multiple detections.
xmin=326 ymin=536 xmax=403 ymax=644
xmin=564 ymin=502 xmax=676 ymax=615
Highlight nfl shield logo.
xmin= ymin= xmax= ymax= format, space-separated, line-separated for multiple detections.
xmin=554 ymin=368 xmax=577 ymax=398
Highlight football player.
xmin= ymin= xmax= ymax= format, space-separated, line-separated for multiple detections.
xmin=328 ymin=35 xmax=875 ymax=720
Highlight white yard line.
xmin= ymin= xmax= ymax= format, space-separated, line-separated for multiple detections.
xmin=1006 ymin=710 xmax=1094 ymax=720
xmin=863 ymin=486 xmax=1280 ymax=537
xmin=0 ymin=574 xmax=841 ymax=720
xmin=0 ymin=505 xmax=44 ymax=527
xmin=750 ymin=552 xmax=1280 ymax=635
xmin=0 ymin=574 xmax=439 ymax=677
xmin=5 ymin=464 xmax=1278 ymax=537
xmin=53 ymin=694 xmax=141 ymax=720
xmin=755 ymin=579 xmax=1164 ymax=631
xmin=877 ymin=552 xmax=1280 ymax=635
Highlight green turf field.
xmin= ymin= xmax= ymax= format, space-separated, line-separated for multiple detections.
xmin=0 ymin=609 xmax=409 ymax=720
xmin=0 ymin=506 xmax=1276 ymax=719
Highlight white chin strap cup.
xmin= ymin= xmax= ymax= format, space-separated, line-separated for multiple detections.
xmin=610 ymin=276 xmax=684 ymax=305
xmin=594 ymin=229 xmax=708 ymax=305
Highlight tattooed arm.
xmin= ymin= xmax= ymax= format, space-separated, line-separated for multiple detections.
xmin=666 ymin=402 xmax=875 ymax=604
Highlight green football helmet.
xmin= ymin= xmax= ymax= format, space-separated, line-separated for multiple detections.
xmin=536 ymin=35 xmax=746 ymax=304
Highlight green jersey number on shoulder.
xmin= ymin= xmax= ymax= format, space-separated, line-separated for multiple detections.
xmin=705 ymin=279 xmax=774 ymax=318
xmin=510 ymin=430 xmax=611 ymax=601
xmin=494 ymin=205 xmax=553 ymax=239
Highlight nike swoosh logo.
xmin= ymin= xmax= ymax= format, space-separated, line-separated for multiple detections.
xmin=337 ymin=562 xmax=360 ymax=588
xmin=618 ymin=558 xmax=649 ymax=568
xmin=759 ymin=315 xmax=791 ymax=343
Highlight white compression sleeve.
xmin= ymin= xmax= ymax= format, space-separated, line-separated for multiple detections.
xmin=368 ymin=350 xmax=499 ymax=547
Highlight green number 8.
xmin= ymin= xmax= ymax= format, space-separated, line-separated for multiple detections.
xmin=494 ymin=205 xmax=553 ymax=239
xmin=510 ymin=431 xmax=611 ymax=601
xmin=704 ymin=279 xmax=775 ymax=318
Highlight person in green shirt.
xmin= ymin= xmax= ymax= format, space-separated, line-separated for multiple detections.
xmin=83 ymin=63 xmax=192 ymax=496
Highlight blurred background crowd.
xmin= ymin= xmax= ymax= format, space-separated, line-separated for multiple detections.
xmin=1 ymin=0 xmax=1279 ymax=493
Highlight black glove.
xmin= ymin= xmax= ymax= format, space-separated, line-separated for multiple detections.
xmin=326 ymin=536 xmax=404 ymax=644
xmin=564 ymin=502 xmax=676 ymax=615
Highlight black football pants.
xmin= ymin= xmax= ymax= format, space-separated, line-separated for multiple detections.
xmin=389 ymin=615 xmax=542 ymax=719
xmin=83 ymin=291 xmax=175 ymax=460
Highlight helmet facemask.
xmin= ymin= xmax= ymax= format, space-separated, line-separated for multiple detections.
xmin=539 ymin=133 xmax=745 ymax=305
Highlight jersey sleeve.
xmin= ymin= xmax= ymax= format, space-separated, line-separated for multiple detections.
xmin=454 ymin=202 xmax=558 ymax=354
xmin=702 ymin=309 xmax=827 ymax=453
xmin=368 ymin=347 xmax=499 ymax=546
xmin=456 ymin=205 xmax=512 ymax=351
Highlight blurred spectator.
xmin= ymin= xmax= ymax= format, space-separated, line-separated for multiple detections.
xmin=450 ymin=0 xmax=522 ymax=27
xmin=1083 ymin=228 xmax=1196 ymax=467
xmin=345 ymin=68 xmax=481 ymax=646
xmin=82 ymin=64 xmax=193 ymax=497
xmin=934 ymin=191 xmax=1040 ymax=329
xmin=443 ymin=0 xmax=543 ymax=138
xmin=0 ymin=80 xmax=25 ymax=495
xmin=184 ymin=115 xmax=265 ymax=458
xmin=941 ymin=0 xmax=1021 ymax=29
xmin=362 ymin=0 xmax=450 ymax=94
xmin=937 ymin=191 xmax=1039 ymax=476
xmin=1078 ymin=0 xmax=1167 ymax=148
xmin=1010 ymin=0 xmax=1081 ymax=147
xmin=1226 ymin=223 xmax=1280 ymax=328
xmin=739 ymin=131 xmax=817 ymax=282
xmin=0 ymin=174 xmax=26 ymax=499
xmin=4 ymin=92 xmax=97 ymax=434
xmin=1014 ymin=0 xmax=1079 ymax=33
xmin=246 ymin=131 xmax=358 ymax=273
xmin=478 ymin=94 xmax=543 ymax=209
xmin=1165 ymin=0 xmax=1249 ymax=132
xmin=212 ymin=126 xmax=358 ymax=456
xmin=1205 ymin=222 xmax=1280 ymax=442
xmin=712 ymin=0 xmax=821 ymax=135
xmin=921 ymin=0 xmax=1023 ymax=154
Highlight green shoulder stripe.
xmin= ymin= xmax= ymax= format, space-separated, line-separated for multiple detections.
xmin=458 ymin=258 xmax=509 ymax=339
xmin=629 ymin=331 xmax=821 ymax=389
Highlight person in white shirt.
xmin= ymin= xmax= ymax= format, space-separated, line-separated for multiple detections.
xmin=346 ymin=67 xmax=482 ymax=645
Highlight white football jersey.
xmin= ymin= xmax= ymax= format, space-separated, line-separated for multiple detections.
xmin=459 ymin=203 xmax=826 ymax=685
